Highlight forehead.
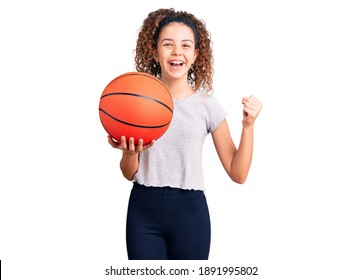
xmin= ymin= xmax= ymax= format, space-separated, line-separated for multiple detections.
xmin=159 ymin=22 xmax=195 ymax=40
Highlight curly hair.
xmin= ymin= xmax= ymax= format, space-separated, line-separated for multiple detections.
xmin=134 ymin=8 xmax=214 ymax=93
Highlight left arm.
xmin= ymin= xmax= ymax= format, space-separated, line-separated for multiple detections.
xmin=212 ymin=95 xmax=262 ymax=184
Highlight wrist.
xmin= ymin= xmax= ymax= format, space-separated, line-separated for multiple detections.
xmin=242 ymin=123 xmax=254 ymax=131
xmin=122 ymin=151 xmax=139 ymax=159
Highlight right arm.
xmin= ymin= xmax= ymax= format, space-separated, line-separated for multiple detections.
xmin=120 ymin=153 xmax=139 ymax=181
xmin=108 ymin=136 xmax=155 ymax=181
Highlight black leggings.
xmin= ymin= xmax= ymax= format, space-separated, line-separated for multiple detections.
xmin=126 ymin=182 xmax=211 ymax=260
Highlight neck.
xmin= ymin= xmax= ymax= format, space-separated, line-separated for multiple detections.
xmin=161 ymin=77 xmax=195 ymax=100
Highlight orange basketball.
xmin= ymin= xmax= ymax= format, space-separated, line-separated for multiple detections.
xmin=99 ymin=72 xmax=173 ymax=145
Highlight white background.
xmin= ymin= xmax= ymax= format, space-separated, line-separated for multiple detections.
xmin=1 ymin=0 xmax=360 ymax=279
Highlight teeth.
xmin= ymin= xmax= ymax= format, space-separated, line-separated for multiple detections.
xmin=171 ymin=61 xmax=183 ymax=65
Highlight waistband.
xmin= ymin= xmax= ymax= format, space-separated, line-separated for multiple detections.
xmin=132 ymin=182 xmax=203 ymax=198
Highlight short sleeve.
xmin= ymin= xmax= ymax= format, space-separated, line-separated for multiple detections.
xmin=206 ymin=95 xmax=227 ymax=133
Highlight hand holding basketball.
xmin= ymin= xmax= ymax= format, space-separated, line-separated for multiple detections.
xmin=242 ymin=95 xmax=262 ymax=126
xmin=107 ymin=135 xmax=155 ymax=154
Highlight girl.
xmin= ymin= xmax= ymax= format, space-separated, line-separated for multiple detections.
xmin=108 ymin=8 xmax=262 ymax=260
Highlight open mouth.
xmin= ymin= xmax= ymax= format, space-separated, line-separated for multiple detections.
xmin=169 ymin=61 xmax=184 ymax=67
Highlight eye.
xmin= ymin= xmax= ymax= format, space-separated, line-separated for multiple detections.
xmin=182 ymin=44 xmax=191 ymax=48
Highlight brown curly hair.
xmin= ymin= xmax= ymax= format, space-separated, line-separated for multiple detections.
xmin=134 ymin=8 xmax=214 ymax=93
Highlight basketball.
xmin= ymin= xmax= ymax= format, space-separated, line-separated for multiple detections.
xmin=99 ymin=72 xmax=174 ymax=145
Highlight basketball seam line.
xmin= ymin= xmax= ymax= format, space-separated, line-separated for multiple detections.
xmin=101 ymin=92 xmax=173 ymax=113
xmin=99 ymin=108 xmax=171 ymax=129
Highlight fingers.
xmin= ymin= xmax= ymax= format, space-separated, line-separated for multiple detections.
xmin=135 ymin=139 xmax=156 ymax=152
xmin=120 ymin=136 xmax=128 ymax=150
xmin=243 ymin=95 xmax=259 ymax=108
xmin=121 ymin=136 xmax=137 ymax=153
xmin=108 ymin=135 xmax=120 ymax=148
xmin=243 ymin=96 xmax=262 ymax=115
xmin=135 ymin=139 xmax=143 ymax=153
xmin=128 ymin=137 xmax=135 ymax=152
xmin=143 ymin=140 xmax=155 ymax=150
xmin=242 ymin=95 xmax=263 ymax=124
xmin=112 ymin=136 xmax=155 ymax=153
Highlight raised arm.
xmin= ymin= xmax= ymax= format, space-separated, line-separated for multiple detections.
xmin=211 ymin=95 xmax=262 ymax=184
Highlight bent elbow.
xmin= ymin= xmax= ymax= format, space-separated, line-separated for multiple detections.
xmin=232 ymin=178 xmax=246 ymax=184
xmin=124 ymin=175 xmax=134 ymax=181
xmin=230 ymin=173 xmax=248 ymax=184
xmin=121 ymin=170 xmax=136 ymax=182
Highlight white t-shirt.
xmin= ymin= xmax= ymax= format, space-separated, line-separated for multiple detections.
xmin=134 ymin=90 xmax=226 ymax=190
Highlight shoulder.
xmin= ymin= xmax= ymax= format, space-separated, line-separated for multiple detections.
xmin=194 ymin=90 xmax=222 ymax=106
xmin=193 ymin=91 xmax=227 ymax=133
xmin=196 ymin=91 xmax=225 ymax=113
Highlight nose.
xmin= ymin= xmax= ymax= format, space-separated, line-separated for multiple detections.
xmin=171 ymin=44 xmax=182 ymax=56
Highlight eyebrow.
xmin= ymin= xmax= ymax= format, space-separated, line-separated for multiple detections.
xmin=161 ymin=38 xmax=194 ymax=44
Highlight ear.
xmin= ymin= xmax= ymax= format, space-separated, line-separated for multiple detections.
xmin=153 ymin=48 xmax=159 ymax=62
xmin=192 ymin=49 xmax=199 ymax=64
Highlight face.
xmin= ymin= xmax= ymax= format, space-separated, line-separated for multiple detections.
xmin=154 ymin=22 xmax=198 ymax=83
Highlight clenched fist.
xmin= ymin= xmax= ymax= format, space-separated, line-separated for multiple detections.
xmin=242 ymin=95 xmax=262 ymax=126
